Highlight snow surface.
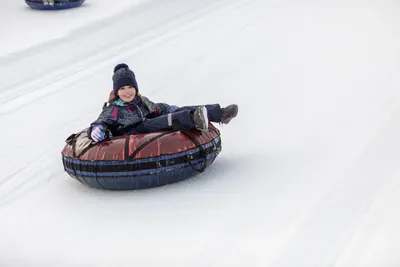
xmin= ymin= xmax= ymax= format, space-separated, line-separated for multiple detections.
xmin=1 ymin=0 xmax=400 ymax=266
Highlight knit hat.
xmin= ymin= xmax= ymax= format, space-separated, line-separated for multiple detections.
xmin=112 ymin=63 xmax=138 ymax=94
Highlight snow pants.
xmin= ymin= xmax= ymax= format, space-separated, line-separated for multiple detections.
xmin=130 ymin=104 xmax=222 ymax=134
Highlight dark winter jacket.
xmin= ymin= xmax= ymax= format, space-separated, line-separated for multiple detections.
xmin=90 ymin=94 xmax=171 ymax=136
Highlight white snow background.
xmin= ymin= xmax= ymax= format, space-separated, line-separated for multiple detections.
xmin=0 ymin=0 xmax=400 ymax=266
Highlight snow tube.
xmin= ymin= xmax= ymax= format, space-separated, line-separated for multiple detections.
xmin=61 ymin=125 xmax=221 ymax=190
xmin=25 ymin=0 xmax=85 ymax=10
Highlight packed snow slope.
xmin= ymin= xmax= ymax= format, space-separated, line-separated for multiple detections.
xmin=1 ymin=0 xmax=400 ymax=266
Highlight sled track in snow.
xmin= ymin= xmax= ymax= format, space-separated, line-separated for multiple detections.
xmin=0 ymin=0 xmax=255 ymax=115
xmin=268 ymin=100 xmax=400 ymax=267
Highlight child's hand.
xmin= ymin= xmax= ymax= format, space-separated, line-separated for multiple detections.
xmin=91 ymin=125 xmax=106 ymax=142
xmin=169 ymin=105 xmax=179 ymax=112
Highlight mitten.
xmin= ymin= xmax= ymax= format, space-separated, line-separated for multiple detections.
xmin=90 ymin=125 xmax=108 ymax=142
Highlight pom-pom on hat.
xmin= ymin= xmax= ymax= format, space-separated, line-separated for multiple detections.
xmin=112 ymin=63 xmax=138 ymax=94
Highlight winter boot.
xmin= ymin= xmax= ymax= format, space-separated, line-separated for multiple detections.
xmin=192 ymin=106 xmax=209 ymax=130
xmin=220 ymin=104 xmax=238 ymax=124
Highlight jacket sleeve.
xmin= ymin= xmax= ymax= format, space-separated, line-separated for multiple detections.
xmin=139 ymin=94 xmax=172 ymax=116
xmin=89 ymin=105 xmax=120 ymax=134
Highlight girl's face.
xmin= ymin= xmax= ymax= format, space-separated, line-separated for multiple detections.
xmin=118 ymin=85 xmax=137 ymax=102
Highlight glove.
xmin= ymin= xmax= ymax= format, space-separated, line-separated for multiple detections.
xmin=90 ymin=125 xmax=110 ymax=142
xmin=169 ymin=105 xmax=179 ymax=112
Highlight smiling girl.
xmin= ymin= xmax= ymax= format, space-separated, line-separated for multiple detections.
xmin=89 ymin=63 xmax=238 ymax=143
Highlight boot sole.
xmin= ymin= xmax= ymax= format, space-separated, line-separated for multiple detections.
xmin=194 ymin=106 xmax=209 ymax=131
xmin=201 ymin=106 xmax=209 ymax=130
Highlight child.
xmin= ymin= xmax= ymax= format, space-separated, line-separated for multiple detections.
xmin=89 ymin=63 xmax=238 ymax=143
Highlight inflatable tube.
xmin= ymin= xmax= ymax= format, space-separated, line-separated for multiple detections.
xmin=25 ymin=0 xmax=85 ymax=10
xmin=61 ymin=125 xmax=222 ymax=190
